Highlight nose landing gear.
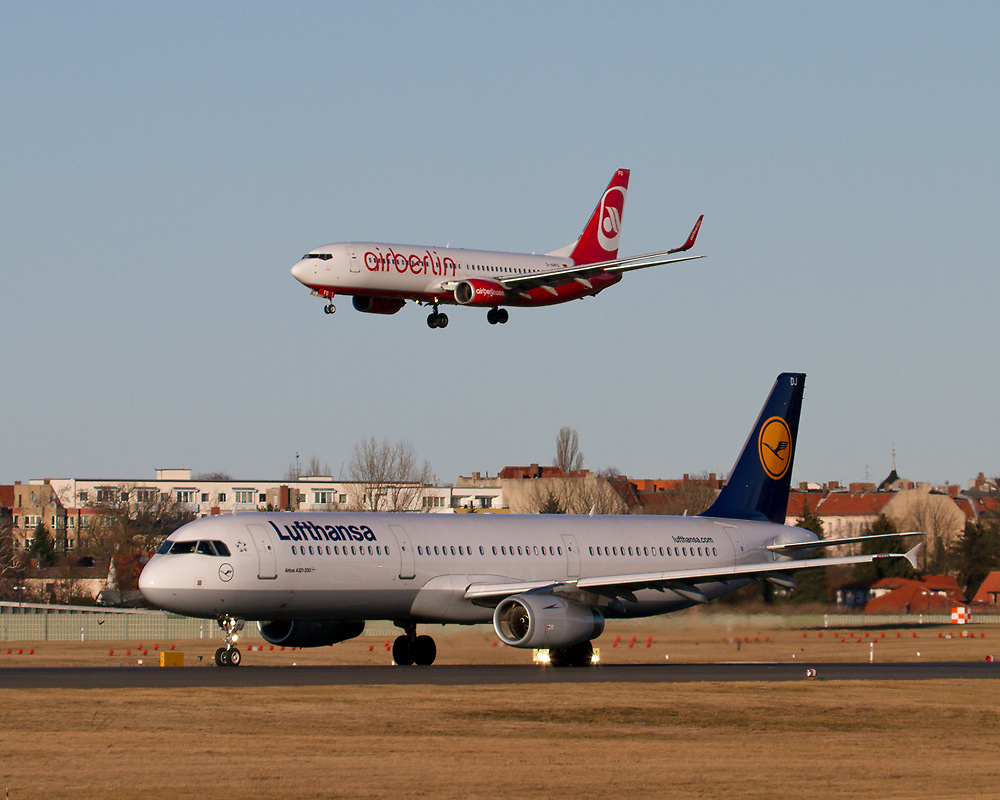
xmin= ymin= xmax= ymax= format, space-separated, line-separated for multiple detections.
xmin=215 ymin=616 xmax=246 ymax=667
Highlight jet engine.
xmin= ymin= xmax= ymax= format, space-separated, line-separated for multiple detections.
xmin=493 ymin=594 xmax=604 ymax=649
xmin=352 ymin=296 xmax=406 ymax=315
xmin=258 ymin=620 xmax=365 ymax=648
xmin=453 ymin=279 xmax=506 ymax=306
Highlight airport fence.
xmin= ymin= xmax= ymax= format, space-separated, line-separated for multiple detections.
xmin=0 ymin=602 xmax=397 ymax=642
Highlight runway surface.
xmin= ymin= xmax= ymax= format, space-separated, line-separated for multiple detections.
xmin=2 ymin=661 xmax=998 ymax=688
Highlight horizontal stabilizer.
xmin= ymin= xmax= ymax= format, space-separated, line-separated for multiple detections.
xmin=767 ymin=531 xmax=927 ymax=553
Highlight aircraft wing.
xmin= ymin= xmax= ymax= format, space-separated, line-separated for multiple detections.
xmin=464 ymin=544 xmax=921 ymax=606
xmin=766 ymin=531 xmax=925 ymax=554
xmin=499 ymin=215 xmax=705 ymax=297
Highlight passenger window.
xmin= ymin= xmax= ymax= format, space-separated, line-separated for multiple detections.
xmin=697 ymin=547 xmax=702 ymax=556
xmin=291 ymin=546 xmax=297 ymax=555
xmin=480 ymin=546 xmax=485 ymax=555
xmin=326 ymin=546 xmax=331 ymax=555
xmin=612 ymin=547 xmax=618 ymax=556
xmin=533 ymin=546 xmax=539 ymax=555
xmin=557 ymin=547 xmax=562 ymax=555
xmin=589 ymin=547 xmax=594 ymax=555
xmin=501 ymin=546 xmax=506 ymax=555
xmin=713 ymin=548 xmax=717 ymax=556
xmin=659 ymin=547 xmax=664 ymax=556
xmin=517 ymin=546 xmax=522 ymax=556
xmin=450 ymin=546 xmax=456 ymax=555
xmin=434 ymin=546 xmax=439 ymax=555
xmin=683 ymin=547 xmax=688 ymax=556
xmin=492 ymin=546 xmax=497 ymax=555
xmin=628 ymin=547 xmax=633 ymax=556
xmin=386 ymin=547 xmax=390 ymax=555
xmin=351 ymin=546 xmax=356 ymax=555
xmin=417 ymin=546 xmax=423 ymax=555
xmin=643 ymin=547 xmax=649 ymax=556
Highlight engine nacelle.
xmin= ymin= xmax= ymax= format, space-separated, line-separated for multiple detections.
xmin=453 ymin=279 xmax=506 ymax=306
xmin=493 ymin=594 xmax=604 ymax=649
xmin=258 ymin=619 xmax=365 ymax=648
xmin=352 ymin=296 xmax=406 ymax=315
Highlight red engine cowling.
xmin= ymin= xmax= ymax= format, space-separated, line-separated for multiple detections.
xmin=353 ymin=296 xmax=406 ymax=315
xmin=453 ymin=279 xmax=506 ymax=306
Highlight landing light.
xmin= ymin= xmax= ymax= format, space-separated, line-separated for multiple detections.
xmin=531 ymin=649 xmax=601 ymax=665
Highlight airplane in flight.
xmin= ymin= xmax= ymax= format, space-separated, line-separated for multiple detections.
xmin=289 ymin=168 xmax=704 ymax=328
xmin=139 ymin=373 xmax=922 ymax=668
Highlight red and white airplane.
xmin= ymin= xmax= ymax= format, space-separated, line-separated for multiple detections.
xmin=290 ymin=169 xmax=704 ymax=328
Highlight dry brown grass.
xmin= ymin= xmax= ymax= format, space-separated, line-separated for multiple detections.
xmin=3 ymin=620 xmax=1000 ymax=798
xmin=2 ymin=681 xmax=1000 ymax=799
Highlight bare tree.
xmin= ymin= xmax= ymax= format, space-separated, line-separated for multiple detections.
xmin=346 ymin=437 xmax=431 ymax=512
xmin=520 ymin=473 xmax=628 ymax=515
xmin=553 ymin=427 xmax=584 ymax=474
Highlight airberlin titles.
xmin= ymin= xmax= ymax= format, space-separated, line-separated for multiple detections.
xmin=268 ymin=519 xmax=377 ymax=543
xmin=364 ymin=246 xmax=459 ymax=277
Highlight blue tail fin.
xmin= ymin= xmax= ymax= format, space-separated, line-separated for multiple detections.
xmin=700 ymin=373 xmax=806 ymax=524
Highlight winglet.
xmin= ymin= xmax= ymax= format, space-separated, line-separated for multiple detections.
xmin=903 ymin=543 xmax=923 ymax=570
xmin=667 ymin=215 xmax=704 ymax=254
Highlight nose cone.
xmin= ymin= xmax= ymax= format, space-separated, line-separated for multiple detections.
xmin=138 ymin=556 xmax=174 ymax=611
xmin=291 ymin=259 xmax=311 ymax=285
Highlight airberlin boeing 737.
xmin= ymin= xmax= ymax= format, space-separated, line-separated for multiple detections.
xmin=139 ymin=374 xmax=922 ymax=668
xmin=290 ymin=169 xmax=704 ymax=328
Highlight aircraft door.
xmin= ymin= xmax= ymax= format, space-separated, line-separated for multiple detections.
xmin=246 ymin=524 xmax=278 ymax=579
xmin=346 ymin=247 xmax=361 ymax=273
xmin=716 ymin=524 xmax=744 ymax=566
xmin=389 ymin=524 xmax=416 ymax=580
xmin=561 ymin=534 xmax=581 ymax=579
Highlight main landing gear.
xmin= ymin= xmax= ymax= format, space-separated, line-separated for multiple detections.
xmin=215 ymin=616 xmax=246 ymax=667
xmin=548 ymin=641 xmax=595 ymax=668
xmin=486 ymin=307 xmax=508 ymax=325
xmin=427 ymin=304 xmax=449 ymax=329
xmin=323 ymin=302 xmax=336 ymax=314
xmin=391 ymin=622 xmax=437 ymax=666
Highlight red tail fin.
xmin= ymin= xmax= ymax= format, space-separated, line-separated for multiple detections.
xmin=569 ymin=169 xmax=630 ymax=265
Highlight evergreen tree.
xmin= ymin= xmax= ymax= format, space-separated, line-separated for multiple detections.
xmin=539 ymin=490 xmax=566 ymax=514
xmin=851 ymin=514 xmax=912 ymax=583
xmin=791 ymin=498 xmax=828 ymax=604
xmin=30 ymin=522 xmax=57 ymax=567
xmin=951 ymin=518 xmax=1000 ymax=599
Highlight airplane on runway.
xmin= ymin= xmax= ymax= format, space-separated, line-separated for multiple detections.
xmin=289 ymin=169 xmax=704 ymax=328
xmin=138 ymin=373 xmax=922 ymax=668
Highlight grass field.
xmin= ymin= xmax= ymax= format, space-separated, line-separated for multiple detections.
xmin=2 ymin=619 xmax=999 ymax=799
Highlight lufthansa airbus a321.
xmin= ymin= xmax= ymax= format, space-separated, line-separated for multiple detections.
xmin=139 ymin=374 xmax=922 ymax=668
xmin=289 ymin=169 xmax=704 ymax=328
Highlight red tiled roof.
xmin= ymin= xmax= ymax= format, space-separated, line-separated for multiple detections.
xmin=972 ymin=571 xmax=1000 ymax=605
xmin=786 ymin=492 xmax=822 ymax=517
xmin=817 ymin=493 xmax=893 ymax=516
xmin=865 ymin=576 xmax=964 ymax=614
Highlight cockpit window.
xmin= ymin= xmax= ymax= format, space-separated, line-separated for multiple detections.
xmin=196 ymin=540 xmax=217 ymax=556
xmin=213 ymin=541 xmax=231 ymax=557
xmin=164 ymin=539 xmax=231 ymax=556
xmin=169 ymin=540 xmax=197 ymax=554
xmin=302 ymin=253 xmax=332 ymax=260
xmin=156 ymin=539 xmax=174 ymax=555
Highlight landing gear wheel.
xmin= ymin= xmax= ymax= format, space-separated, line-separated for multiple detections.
xmin=412 ymin=635 xmax=437 ymax=666
xmin=549 ymin=641 xmax=594 ymax=667
xmin=392 ymin=635 xmax=414 ymax=666
xmin=427 ymin=312 xmax=449 ymax=329
xmin=497 ymin=308 xmax=508 ymax=324
xmin=323 ymin=303 xmax=336 ymax=315
xmin=215 ymin=647 xmax=230 ymax=667
xmin=487 ymin=308 xmax=498 ymax=325
xmin=227 ymin=647 xmax=242 ymax=667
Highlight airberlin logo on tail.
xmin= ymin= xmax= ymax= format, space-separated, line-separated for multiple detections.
xmin=758 ymin=416 xmax=792 ymax=480
xmin=596 ymin=185 xmax=627 ymax=253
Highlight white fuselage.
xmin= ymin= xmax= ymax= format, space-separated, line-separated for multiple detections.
xmin=289 ymin=243 xmax=617 ymax=307
xmin=138 ymin=511 xmax=812 ymax=623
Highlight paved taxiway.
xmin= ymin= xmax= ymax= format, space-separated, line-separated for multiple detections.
xmin=3 ymin=662 xmax=998 ymax=688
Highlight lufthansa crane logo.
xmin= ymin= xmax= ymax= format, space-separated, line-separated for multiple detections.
xmin=219 ymin=563 xmax=234 ymax=582
xmin=758 ymin=416 xmax=792 ymax=480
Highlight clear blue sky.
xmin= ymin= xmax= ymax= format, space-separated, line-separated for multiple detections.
xmin=2 ymin=2 xmax=998 ymax=488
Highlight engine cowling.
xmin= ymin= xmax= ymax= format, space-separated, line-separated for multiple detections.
xmin=493 ymin=595 xmax=604 ymax=649
xmin=258 ymin=620 xmax=365 ymax=648
xmin=352 ymin=296 xmax=406 ymax=315
xmin=453 ymin=279 xmax=506 ymax=306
